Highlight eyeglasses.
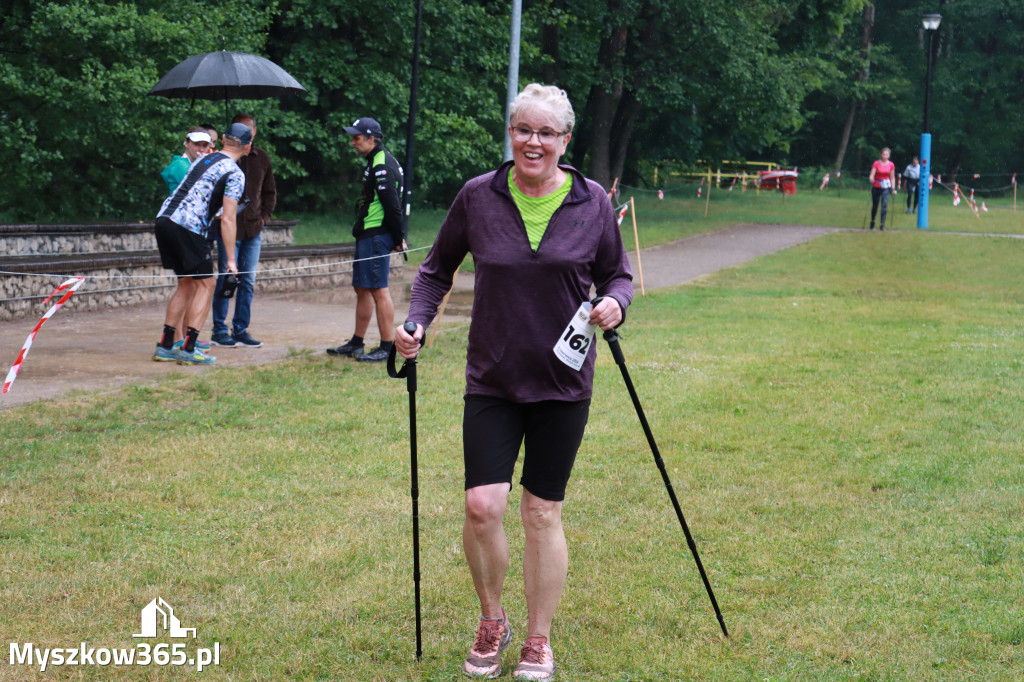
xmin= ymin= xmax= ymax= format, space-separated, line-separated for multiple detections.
xmin=510 ymin=125 xmax=566 ymax=145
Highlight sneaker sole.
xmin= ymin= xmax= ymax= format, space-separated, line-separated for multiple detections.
xmin=326 ymin=348 xmax=362 ymax=357
xmin=464 ymin=621 xmax=513 ymax=679
xmin=210 ymin=340 xmax=237 ymax=348
xmin=235 ymin=342 xmax=263 ymax=348
xmin=152 ymin=354 xmax=178 ymax=362
xmin=463 ymin=659 xmax=505 ymax=679
xmin=177 ymin=354 xmax=217 ymax=365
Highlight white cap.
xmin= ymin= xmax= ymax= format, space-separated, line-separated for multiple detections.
xmin=186 ymin=131 xmax=212 ymax=144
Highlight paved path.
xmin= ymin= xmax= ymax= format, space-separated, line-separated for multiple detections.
xmin=0 ymin=224 xmax=842 ymax=409
xmin=626 ymin=223 xmax=844 ymax=290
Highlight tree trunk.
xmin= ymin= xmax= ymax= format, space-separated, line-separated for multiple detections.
xmin=587 ymin=84 xmax=618 ymax=189
xmin=583 ymin=25 xmax=628 ymax=189
xmin=541 ymin=16 xmax=559 ymax=84
xmin=609 ymin=90 xmax=641 ymax=187
xmin=833 ymin=2 xmax=874 ymax=173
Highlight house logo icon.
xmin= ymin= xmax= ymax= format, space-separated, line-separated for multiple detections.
xmin=132 ymin=597 xmax=196 ymax=638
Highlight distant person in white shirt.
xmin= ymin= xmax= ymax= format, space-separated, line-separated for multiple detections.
xmin=903 ymin=156 xmax=920 ymax=214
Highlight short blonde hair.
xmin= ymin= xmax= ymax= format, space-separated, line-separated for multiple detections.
xmin=509 ymin=83 xmax=575 ymax=134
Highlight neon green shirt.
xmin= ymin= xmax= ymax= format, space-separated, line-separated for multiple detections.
xmin=509 ymin=171 xmax=573 ymax=250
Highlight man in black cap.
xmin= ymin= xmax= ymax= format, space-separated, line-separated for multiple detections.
xmin=152 ymin=122 xmax=251 ymax=365
xmin=327 ymin=117 xmax=406 ymax=362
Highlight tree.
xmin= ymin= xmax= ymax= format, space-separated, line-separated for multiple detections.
xmin=527 ymin=0 xmax=864 ymax=190
xmin=0 ymin=0 xmax=276 ymax=221
xmin=832 ymin=1 xmax=874 ymax=173
xmin=265 ymin=0 xmax=513 ymax=214
xmin=891 ymin=1 xmax=1024 ymax=180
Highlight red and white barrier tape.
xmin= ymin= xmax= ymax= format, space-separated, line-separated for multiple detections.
xmin=3 ymin=277 xmax=85 ymax=395
xmin=615 ymin=202 xmax=630 ymax=226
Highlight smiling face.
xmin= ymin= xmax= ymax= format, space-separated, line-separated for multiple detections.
xmin=509 ymin=105 xmax=571 ymax=195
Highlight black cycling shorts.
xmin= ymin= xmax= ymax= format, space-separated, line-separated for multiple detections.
xmin=155 ymin=216 xmax=214 ymax=278
xmin=463 ymin=394 xmax=591 ymax=502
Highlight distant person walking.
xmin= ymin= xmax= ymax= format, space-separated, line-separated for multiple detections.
xmin=903 ymin=156 xmax=920 ymax=214
xmin=210 ymin=114 xmax=277 ymax=350
xmin=326 ymin=117 xmax=405 ymax=362
xmin=868 ymin=147 xmax=897 ymax=230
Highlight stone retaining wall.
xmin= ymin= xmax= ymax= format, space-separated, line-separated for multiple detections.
xmin=0 ymin=220 xmax=296 ymax=255
xmin=1 ymin=248 xmax=400 ymax=322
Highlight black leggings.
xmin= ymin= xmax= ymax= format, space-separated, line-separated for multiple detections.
xmin=871 ymin=187 xmax=891 ymax=228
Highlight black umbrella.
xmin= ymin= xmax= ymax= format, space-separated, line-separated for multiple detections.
xmin=148 ymin=50 xmax=306 ymax=122
xmin=149 ymin=50 xmax=305 ymax=99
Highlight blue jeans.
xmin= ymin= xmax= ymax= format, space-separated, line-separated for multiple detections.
xmin=213 ymin=232 xmax=261 ymax=336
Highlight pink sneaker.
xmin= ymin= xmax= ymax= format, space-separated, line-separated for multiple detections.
xmin=512 ymin=636 xmax=556 ymax=681
xmin=463 ymin=609 xmax=513 ymax=679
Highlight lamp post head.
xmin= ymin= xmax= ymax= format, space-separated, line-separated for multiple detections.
xmin=922 ymin=13 xmax=942 ymax=31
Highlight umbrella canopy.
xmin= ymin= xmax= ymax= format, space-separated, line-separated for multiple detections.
xmin=148 ymin=50 xmax=306 ymax=100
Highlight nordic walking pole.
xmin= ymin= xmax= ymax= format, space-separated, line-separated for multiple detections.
xmin=600 ymin=324 xmax=729 ymax=638
xmin=388 ymin=321 xmax=423 ymax=659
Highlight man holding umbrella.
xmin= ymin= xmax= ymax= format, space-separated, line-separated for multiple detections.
xmin=210 ymin=113 xmax=277 ymax=350
xmin=152 ymin=123 xmax=251 ymax=365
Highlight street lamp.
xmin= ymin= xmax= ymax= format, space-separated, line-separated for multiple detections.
xmin=918 ymin=13 xmax=942 ymax=229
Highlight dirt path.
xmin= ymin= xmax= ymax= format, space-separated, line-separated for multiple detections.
xmin=0 ymin=224 xmax=842 ymax=409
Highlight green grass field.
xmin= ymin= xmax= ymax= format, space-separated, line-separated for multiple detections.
xmin=2 ymin=193 xmax=1023 ymax=679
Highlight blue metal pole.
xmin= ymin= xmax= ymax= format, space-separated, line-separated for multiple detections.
xmin=918 ymin=133 xmax=931 ymax=229
xmin=918 ymin=25 xmax=936 ymax=229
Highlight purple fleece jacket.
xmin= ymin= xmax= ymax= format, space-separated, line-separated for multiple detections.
xmin=407 ymin=161 xmax=633 ymax=402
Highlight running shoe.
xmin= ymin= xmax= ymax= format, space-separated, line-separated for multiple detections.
xmin=152 ymin=343 xmax=178 ymax=362
xmin=176 ymin=346 xmax=217 ymax=365
xmin=173 ymin=339 xmax=211 ymax=351
xmin=512 ymin=636 xmax=555 ymax=681
xmin=463 ymin=610 xmax=513 ymax=679
xmin=326 ymin=339 xmax=363 ymax=357
xmin=210 ymin=333 xmax=237 ymax=348
xmin=232 ymin=330 xmax=263 ymax=348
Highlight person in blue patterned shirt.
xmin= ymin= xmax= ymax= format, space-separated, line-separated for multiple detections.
xmin=151 ymin=122 xmax=251 ymax=365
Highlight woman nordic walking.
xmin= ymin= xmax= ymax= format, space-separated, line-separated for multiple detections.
xmin=395 ymin=83 xmax=633 ymax=680
xmin=868 ymin=147 xmax=897 ymax=230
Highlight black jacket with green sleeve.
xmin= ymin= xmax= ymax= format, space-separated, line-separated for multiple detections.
xmin=352 ymin=141 xmax=404 ymax=244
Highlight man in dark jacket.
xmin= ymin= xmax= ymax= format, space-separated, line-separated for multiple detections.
xmin=211 ymin=114 xmax=277 ymax=349
xmin=327 ymin=117 xmax=406 ymax=362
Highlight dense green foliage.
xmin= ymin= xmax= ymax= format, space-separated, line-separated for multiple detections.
xmin=0 ymin=0 xmax=278 ymax=220
xmin=791 ymin=1 xmax=1024 ymax=190
xmin=2 ymin=0 xmax=1021 ymax=221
